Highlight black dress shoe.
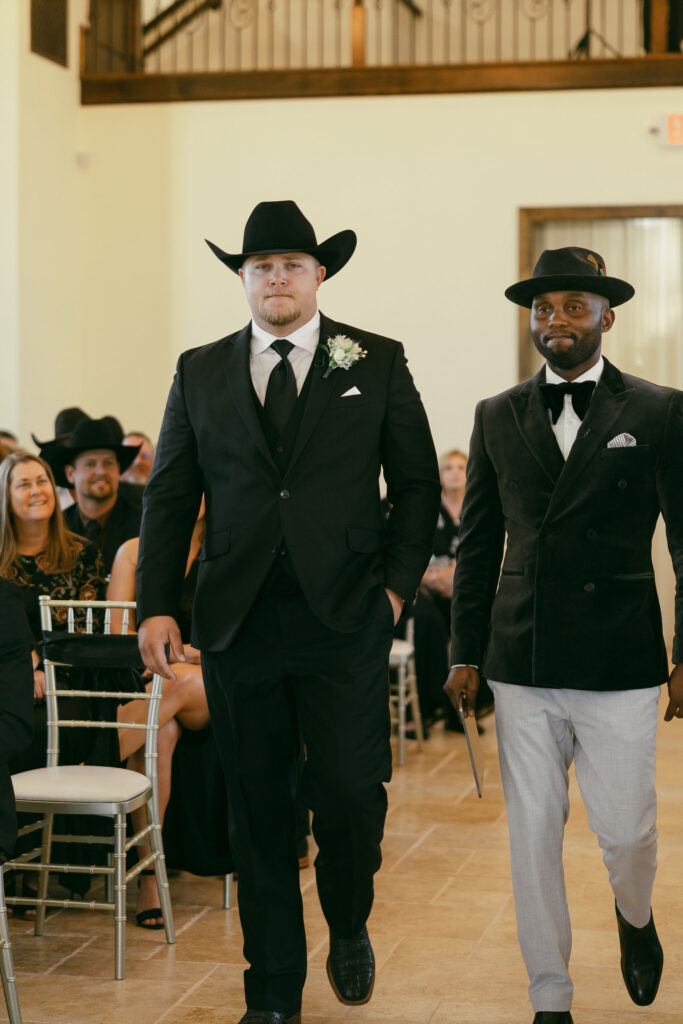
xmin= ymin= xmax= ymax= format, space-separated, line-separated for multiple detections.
xmin=237 ymin=1013 xmax=301 ymax=1024
xmin=532 ymin=1013 xmax=573 ymax=1023
xmin=326 ymin=925 xmax=375 ymax=1005
xmin=616 ymin=903 xmax=663 ymax=1006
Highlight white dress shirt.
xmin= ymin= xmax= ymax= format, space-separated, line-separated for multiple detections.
xmin=545 ymin=356 xmax=604 ymax=460
xmin=250 ymin=311 xmax=321 ymax=404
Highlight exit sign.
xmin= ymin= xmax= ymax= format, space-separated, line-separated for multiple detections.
xmin=666 ymin=115 xmax=683 ymax=145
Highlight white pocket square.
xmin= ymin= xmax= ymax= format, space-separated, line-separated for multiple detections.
xmin=607 ymin=432 xmax=637 ymax=448
xmin=341 ymin=386 xmax=361 ymax=397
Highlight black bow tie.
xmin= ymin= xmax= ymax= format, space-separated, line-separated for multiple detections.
xmin=539 ymin=380 xmax=596 ymax=425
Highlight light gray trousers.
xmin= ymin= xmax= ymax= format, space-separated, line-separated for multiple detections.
xmin=489 ymin=680 xmax=660 ymax=1013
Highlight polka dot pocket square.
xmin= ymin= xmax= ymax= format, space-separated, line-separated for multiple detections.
xmin=606 ymin=432 xmax=637 ymax=448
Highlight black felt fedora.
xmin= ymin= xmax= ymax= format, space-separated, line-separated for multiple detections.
xmin=40 ymin=418 xmax=139 ymax=489
xmin=205 ymin=200 xmax=357 ymax=279
xmin=505 ymin=247 xmax=634 ymax=308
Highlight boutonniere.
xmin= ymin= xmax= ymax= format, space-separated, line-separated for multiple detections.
xmin=320 ymin=335 xmax=367 ymax=379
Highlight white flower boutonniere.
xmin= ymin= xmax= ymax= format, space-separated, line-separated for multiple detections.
xmin=320 ymin=335 xmax=367 ymax=379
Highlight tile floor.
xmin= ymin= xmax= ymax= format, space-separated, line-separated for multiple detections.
xmin=4 ymin=709 xmax=683 ymax=1024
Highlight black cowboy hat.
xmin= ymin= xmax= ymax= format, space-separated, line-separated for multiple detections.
xmin=505 ymin=246 xmax=634 ymax=308
xmin=40 ymin=418 xmax=140 ymax=489
xmin=31 ymin=406 xmax=90 ymax=449
xmin=205 ymin=200 xmax=357 ymax=279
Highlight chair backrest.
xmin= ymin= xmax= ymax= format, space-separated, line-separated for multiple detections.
xmin=37 ymin=597 xmax=163 ymax=782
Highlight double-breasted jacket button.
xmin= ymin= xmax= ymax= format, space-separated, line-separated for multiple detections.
xmin=617 ymin=479 xmax=628 ymax=490
xmin=508 ymin=480 xmax=519 ymax=491
xmin=280 ymin=489 xmax=290 ymax=500
xmin=586 ymin=529 xmax=597 ymax=540
xmin=584 ymin=582 xmax=596 ymax=592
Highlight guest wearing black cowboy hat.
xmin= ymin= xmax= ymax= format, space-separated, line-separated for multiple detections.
xmin=135 ymin=200 xmax=440 ymax=1024
xmin=445 ymin=247 xmax=683 ymax=1024
xmin=41 ymin=418 xmax=143 ymax=574
xmin=31 ymin=406 xmax=91 ymax=451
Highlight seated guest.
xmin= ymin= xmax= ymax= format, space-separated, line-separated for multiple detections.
xmin=108 ymin=506 xmax=212 ymax=926
xmin=0 ymin=577 xmax=34 ymax=871
xmin=0 ymin=451 xmax=215 ymax=924
xmin=31 ymin=407 xmax=90 ymax=452
xmin=40 ymin=418 xmax=142 ymax=573
xmin=422 ymin=449 xmax=467 ymax=625
xmin=0 ymin=432 xmax=18 ymax=453
xmin=121 ymin=432 xmax=155 ymax=487
xmin=31 ymin=406 xmax=91 ymax=511
xmin=422 ymin=449 xmax=493 ymax=727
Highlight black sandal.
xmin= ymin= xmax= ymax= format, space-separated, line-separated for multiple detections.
xmin=135 ymin=869 xmax=164 ymax=930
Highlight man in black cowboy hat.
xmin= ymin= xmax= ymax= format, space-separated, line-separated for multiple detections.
xmin=136 ymin=201 xmax=440 ymax=1024
xmin=445 ymin=247 xmax=683 ymax=1024
xmin=41 ymin=417 xmax=143 ymax=573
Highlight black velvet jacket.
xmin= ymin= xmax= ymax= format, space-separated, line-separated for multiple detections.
xmin=451 ymin=359 xmax=683 ymax=691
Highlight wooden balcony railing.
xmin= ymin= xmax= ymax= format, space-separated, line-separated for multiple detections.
xmin=81 ymin=0 xmax=683 ymax=104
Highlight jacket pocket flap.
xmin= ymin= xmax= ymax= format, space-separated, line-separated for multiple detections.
xmin=199 ymin=527 xmax=231 ymax=561
xmin=601 ymin=444 xmax=650 ymax=458
xmin=347 ymin=526 xmax=387 ymax=553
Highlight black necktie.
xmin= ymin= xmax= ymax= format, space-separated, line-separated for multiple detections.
xmin=539 ymin=380 xmax=596 ymax=425
xmin=263 ymin=339 xmax=296 ymax=435
xmin=84 ymin=518 xmax=102 ymax=547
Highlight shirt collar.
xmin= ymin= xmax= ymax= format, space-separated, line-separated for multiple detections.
xmin=545 ymin=355 xmax=604 ymax=386
xmin=251 ymin=310 xmax=321 ymax=355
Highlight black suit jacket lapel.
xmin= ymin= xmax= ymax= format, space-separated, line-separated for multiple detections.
xmin=220 ymin=323 xmax=278 ymax=473
xmin=508 ymin=366 xmax=565 ymax=485
xmin=547 ymin=357 xmax=633 ymax=516
xmin=285 ymin=313 xmax=348 ymax=476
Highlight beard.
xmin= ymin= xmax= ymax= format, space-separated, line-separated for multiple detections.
xmin=84 ymin=480 xmax=115 ymax=503
xmin=256 ymin=296 xmax=301 ymax=328
xmin=531 ymin=323 xmax=602 ymax=371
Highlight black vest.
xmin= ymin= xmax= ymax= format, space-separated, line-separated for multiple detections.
xmin=252 ymin=359 xmax=317 ymax=588
xmin=251 ymin=357 xmax=316 ymax=477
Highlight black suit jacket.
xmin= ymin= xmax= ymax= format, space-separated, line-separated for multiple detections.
xmin=451 ymin=359 xmax=683 ymax=691
xmin=137 ymin=313 xmax=441 ymax=650
xmin=64 ymin=493 xmax=142 ymax=574
xmin=0 ymin=579 xmax=34 ymax=860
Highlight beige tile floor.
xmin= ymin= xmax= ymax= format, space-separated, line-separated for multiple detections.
xmin=4 ymin=710 xmax=683 ymax=1024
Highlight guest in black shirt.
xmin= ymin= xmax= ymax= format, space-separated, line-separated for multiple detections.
xmin=41 ymin=418 xmax=142 ymax=573
xmin=422 ymin=449 xmax=467 ymax=630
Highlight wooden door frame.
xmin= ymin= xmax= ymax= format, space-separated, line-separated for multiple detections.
xmin=518 ymin=205 xmax=683 ymax=380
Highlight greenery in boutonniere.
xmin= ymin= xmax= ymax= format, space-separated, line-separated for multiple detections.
xmin=320 ymin=335 xmax=367 ymax=379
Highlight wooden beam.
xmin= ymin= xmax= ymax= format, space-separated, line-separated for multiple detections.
xmin=398 ymin=0 xmax=423 ymax=15
xmin=81 ymin=56 xmax=683 ymax=105
xmin=351 ymin=1 xmax=365 ymax=68
xmin=143 ymin=0 xmax=220 ymax=57
xmin=143 ymin=0 xmax=221 ymax=35
xmin=649 ymin=0 xmax=669 ymax=54
xmin=127 ymin=0 xmax=141 ymax=71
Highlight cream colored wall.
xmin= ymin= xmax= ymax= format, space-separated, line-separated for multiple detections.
xmin=14 ymin=0 xmax=88 ymax=444
xmin=0 ymin=0 xmax=21 ymax=434
xmin=9 ymin=1 xmax=683 ymax=461
xmin=76 ymin=84 xmax=683 ymax=457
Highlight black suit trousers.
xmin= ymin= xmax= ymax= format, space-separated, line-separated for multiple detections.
xmin=201 ymin=567 xmax=394 ymax=1012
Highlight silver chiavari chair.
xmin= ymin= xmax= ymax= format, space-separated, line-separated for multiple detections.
xmin=389 ymin=616 xmax=424 ymax=766
xmin=2 ymin=598 xmax=175 ymax=979
xmin=0 ymin=868 xmax=21 ymax=1023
